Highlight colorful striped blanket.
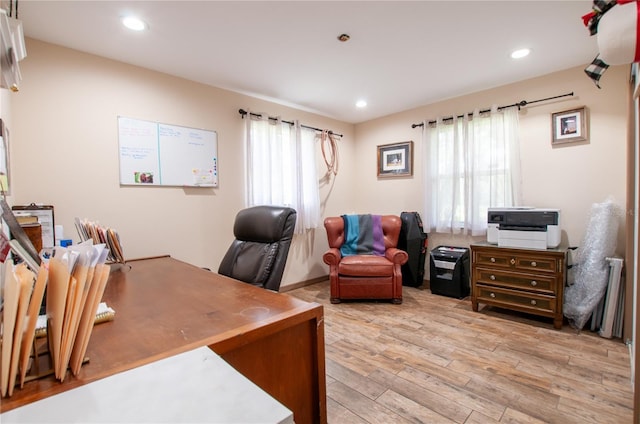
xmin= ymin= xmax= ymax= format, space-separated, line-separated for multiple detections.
xmin=340 ymin=214 xmax=385 ymax=257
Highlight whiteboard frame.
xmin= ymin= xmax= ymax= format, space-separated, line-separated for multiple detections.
xmin=117 ymin=116 xmax=218 ymax=188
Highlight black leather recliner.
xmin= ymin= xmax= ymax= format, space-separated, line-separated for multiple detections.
xmin=218 ymin=205 xmax=297 ymax=292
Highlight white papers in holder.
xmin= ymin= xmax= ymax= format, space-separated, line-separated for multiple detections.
xmin=9 ymin=239 xmax=39 ymax=271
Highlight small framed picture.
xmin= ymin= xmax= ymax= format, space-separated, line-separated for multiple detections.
xmin=377 ymin=141 xmax=413 ymax=178
xmin=551 ymin=106 xmax=588 ymax=145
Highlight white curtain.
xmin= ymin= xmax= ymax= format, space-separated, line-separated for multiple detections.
xmin=422 ymin=106 xmax=521 ymax=236
xmin=244 ymin=113 xmax=321 ymax=233
xmin=297 ymin=126 xmax=322 ymax=231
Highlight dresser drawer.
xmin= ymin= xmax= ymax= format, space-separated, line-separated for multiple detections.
xmin=471 ymin=244 xmax=566 ymax=329
xmin=473 ymin=248 xmax=561 ymax=274
xmin=474 ymin=268 xmax=556 ymax=295
xmin=475 ymin=284 xmax=556 ymax=314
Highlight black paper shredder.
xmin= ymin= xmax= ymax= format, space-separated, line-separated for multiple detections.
xmin=429 ymin=246 xmax=470 ymax=299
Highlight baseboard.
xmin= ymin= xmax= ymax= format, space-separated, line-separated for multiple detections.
xmin=280 ymin=275 xmax=328 ymax=292
xmin=281 ymin=277 xmax=429 ymax=292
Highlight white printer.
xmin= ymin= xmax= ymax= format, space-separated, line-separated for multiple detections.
xmin=487 ymin=208 xmax=561 ymax=249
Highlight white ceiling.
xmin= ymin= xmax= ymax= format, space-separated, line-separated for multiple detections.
xmin=15 ymin=1 xmax=599 ymax=124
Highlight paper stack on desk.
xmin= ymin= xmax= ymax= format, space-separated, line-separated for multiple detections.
xmin=0 ymin=241 xmax=112 ymax=397
xmin=74 ymin=218 xmax=125 ymax=264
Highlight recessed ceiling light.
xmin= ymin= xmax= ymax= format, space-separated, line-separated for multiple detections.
xmin=510 ymin=48 xmax=531 ymax=59
xmin=356 ymin=100 xmax=367 ymax=108
xmin=122 ymin=16 xmax=146 ymax=31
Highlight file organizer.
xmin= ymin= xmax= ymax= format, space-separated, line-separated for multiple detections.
xmin=75 ymin=218 xmax=125 ymax=264
xmin=0 ymin=243 xmax=114 ymax=398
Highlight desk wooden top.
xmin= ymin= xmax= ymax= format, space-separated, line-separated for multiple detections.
xmin=1 ymin=256 xmax=323 ymax=412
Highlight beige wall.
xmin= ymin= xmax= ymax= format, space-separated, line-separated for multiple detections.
xmin=8 ymin=38 xmax=630 ymax=287
xmin=356 ymin=65 xmax=630 ymax=272
xmin=10 ymin=38 xmax=356 ymax=288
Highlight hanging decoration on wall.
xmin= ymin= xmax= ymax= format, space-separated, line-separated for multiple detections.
xmin=582 ymin=0 xmax=640 ymax=87
xmin=320 ymin=130 xmax=339 ymax=176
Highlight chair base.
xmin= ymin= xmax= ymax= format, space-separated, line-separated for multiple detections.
xmin=330 ymin=276 xmax=402 ymax=305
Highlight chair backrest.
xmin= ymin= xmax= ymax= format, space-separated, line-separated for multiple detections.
xmin=324 ymin=215 xmax=402 ymax=251
xmin=218 ymin=205 xmax=297 ymax=291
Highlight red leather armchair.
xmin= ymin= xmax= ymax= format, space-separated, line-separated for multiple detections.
xmin=323 ymin=215 xmax=408 ymax=304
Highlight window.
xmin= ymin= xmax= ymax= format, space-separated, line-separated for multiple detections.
xmin=423 ymin=106 xmax=521 ymax=236
xmin=244 ymin=114 xmax=320 ymax=233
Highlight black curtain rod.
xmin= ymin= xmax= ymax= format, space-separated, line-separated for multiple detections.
xmin=238 ymin=109 xmax=343 ymax=138
xmin=410 ymin=92 xmax=574 ymax=128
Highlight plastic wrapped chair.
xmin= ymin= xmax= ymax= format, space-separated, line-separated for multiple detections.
xmin=563 ymin=199 xmax=621 ymax=330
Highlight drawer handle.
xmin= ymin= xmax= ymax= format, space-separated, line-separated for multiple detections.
xmin=490 ymin=275 xmax=496 ymax=280
xmin=531 ymin=261 xmax=537 ymax=267
xmin=490 ymin=293 xmax=496 ymax=298
xmin=490 ymin=257 xmax=496 ymax=263
xmin=530 ymin=280 xmax=537 ymax=287
xmin=510 ymin=258 xmax=516 ymax=265
xmin=531 ymin=300 xmax=537 ymax=306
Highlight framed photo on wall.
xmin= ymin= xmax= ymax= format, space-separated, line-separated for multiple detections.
xmin=377 ymin=141 xmax=413 ymax=178
xmin=551 ymin=106 xmax=588 ymax=145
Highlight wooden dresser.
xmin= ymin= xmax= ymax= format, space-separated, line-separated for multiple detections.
xmin=470 ymin=243 xmax=567 ymax=329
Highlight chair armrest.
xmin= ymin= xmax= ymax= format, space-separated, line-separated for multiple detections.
xmin=323 ymin=248 xmax=342 ymax=265
xmin=386 ymin=248 xmax=409 ymax=265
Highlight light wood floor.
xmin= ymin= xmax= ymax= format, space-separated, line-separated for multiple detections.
xmin=288 ymin=282 xmax=634 ymax=424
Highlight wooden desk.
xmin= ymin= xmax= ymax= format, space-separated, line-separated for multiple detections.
xmin=1 ymin=256 xmax=327 ymax=424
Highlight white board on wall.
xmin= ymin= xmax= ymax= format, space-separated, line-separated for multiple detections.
xmin=118 ymin=116 xmax=218 ymax=187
